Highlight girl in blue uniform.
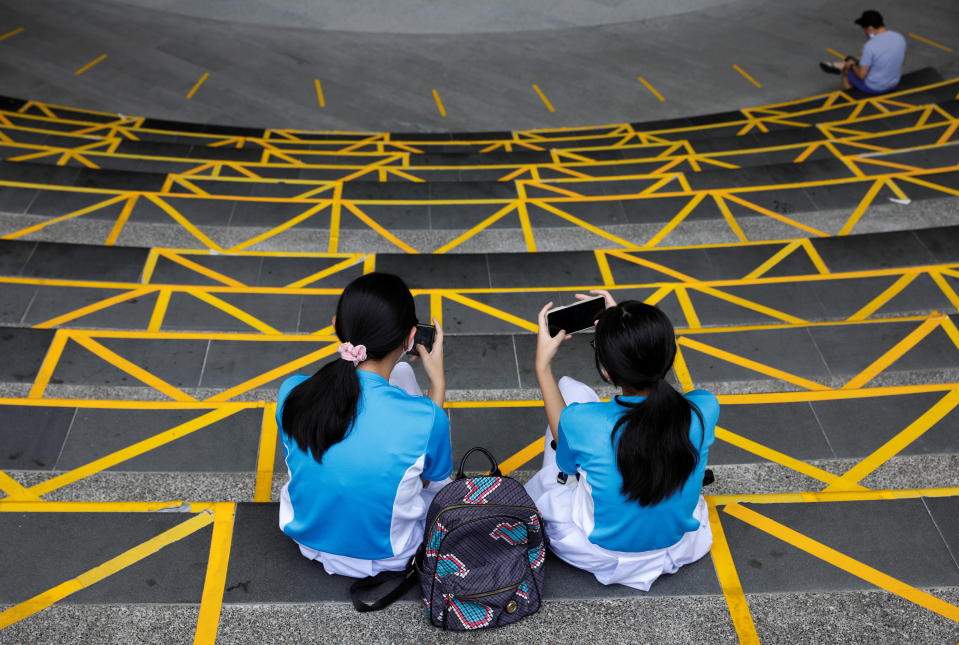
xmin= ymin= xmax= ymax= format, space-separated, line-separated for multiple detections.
xmin=526 ymin=290 xmax=718 ymax=590
xmin=277 ymin=272 xmax=452 ymax=578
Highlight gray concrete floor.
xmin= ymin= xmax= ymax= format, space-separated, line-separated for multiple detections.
xmin=0 ymin=0 xmax=956 ymax=132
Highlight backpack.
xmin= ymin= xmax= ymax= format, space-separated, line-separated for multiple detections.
xmin=418 ymin=447 xmax=546 ymax=630
xmin=350 ymin=447 xmax=546 ymax=631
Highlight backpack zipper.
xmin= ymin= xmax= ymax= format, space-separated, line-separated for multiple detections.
xmin=453 ymin=580 xmax=524 ymax=600
xmin=431 ymin=503 xmax=539 ymax=526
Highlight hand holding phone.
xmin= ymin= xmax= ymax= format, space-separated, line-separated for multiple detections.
xmin=407 ymin=324 xmax=436 ymax=356
xmin=546 ymin=295 xmax=607 ymax=337
xmin=412 ymin=320 xmax=445 ymax=408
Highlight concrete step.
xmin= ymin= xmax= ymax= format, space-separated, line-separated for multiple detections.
xmin=3 ymin=383 xmax=957 ymax=501
xmin=0 ymin=497 xmax=956 ymax=643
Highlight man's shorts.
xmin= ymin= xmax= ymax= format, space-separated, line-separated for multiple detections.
xmin=846 ymin=70 xmax=890 ymax=95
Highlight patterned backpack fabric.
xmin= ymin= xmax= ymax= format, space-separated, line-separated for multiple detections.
xmin=416 ymin=448 xmax=546 ymax=630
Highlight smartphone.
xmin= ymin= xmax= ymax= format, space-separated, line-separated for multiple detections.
xmin=546 ymin=296 xmax=606 ymax=337
xmin=408 ymin=324 xmax=436 ymax=355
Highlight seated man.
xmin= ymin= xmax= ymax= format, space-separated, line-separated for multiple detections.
xmin=820 ymin=10 xmax=906 ymax=95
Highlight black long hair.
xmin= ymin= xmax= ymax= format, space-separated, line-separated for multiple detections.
xmin=593 ymin=301 xmax=703 ymax=506
xmin=281 ymin=272 xmax=417 ymax=462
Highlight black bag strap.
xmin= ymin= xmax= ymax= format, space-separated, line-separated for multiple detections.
xmin=455 ymin=446 xmax=501 ymax=480
xmin=349 ymin=563 xmax=417 ymax=612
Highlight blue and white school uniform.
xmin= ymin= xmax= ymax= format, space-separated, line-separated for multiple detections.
xmin=525 ymin=377 xmax=718 ymax=590
xmin=278 ymin=362 xmax=452 ymax=578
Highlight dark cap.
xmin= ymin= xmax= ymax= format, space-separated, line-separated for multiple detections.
xmin=854 ymin=10 xmax=884 ymax=28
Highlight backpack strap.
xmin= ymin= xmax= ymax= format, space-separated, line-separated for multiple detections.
xmin=349 ymin=562 xmax=417 ymax=612
xmin=456 ymin=447 xmax=501 ymax=479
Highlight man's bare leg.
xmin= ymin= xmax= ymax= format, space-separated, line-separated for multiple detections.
xmin=840 ymin=61 xmax=854 ymax=90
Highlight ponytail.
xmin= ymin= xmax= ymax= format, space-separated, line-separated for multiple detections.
xmin=281 ymin=273 xmax=417 ymax=462
xmin=594 ymin=301 xmax=703 ymax=506
xmin=282 ymin=360 xmax=361 ymax=462
xmin=611 ymin=380 xmax=703 ymax=506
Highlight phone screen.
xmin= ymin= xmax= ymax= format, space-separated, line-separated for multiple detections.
xmin=408 ymin=324 xmax=436 ymax=355
xmin=546 ymin=297 xmax=606 ymax=337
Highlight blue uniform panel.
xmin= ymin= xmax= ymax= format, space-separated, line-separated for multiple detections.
xmin=556 ymin=390 xmax=719 ymax=552
xmin=278 ymin=370 xmax=452 ymax=559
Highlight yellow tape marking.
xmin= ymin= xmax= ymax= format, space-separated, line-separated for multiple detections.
xmin=516 ymin=200 xmax=537 ymax=252
xmin=432 ymin=89 xmax=447 ymax=117
xmin=443 ymin=292 xmax=538 ymax=333
xmin=637 ymin=77 xmax=666 ymax=102
xmin=707 ymin=500 xmax=761 ymax=645
xmin=838 ymin=179 xmax=884 ymax=235
xmin=444 ymin=400 xmax=545 ymax=409
xmin=147 ymin=288 xmax=172 ymax=332
xmin=28 ymin=330 xmax=70 ymax=398
xmin=848 ymin=273 xmax=918 ymax=321
xmin=286 ymin=254 xmax=362 ymax=289
xmin=533 ymin=201 xmax=640 ymax=250
xmin=144 ymin=195 xmax=224 ymax=252
xmin=605 ymin=249 xmax=698 ymax=282
xmin=842 ymin=316 xmax=942 ymax=389
xmin=692 ymin=284 xmax=805 ymax=324
xmin=498 ymin=436 xmax=545 ymax=475
xmin=672 ymin=343 xmax=695 ymax=392
xmin=70 ymin=333 xmax=197 ymax=401
xmin=33 ymin=286 xmax=154 ymax=329
xmin=797 ymin=239 xmax=830 ymax=274
xmin=327 ymin=183 xmax=343 ymax=253
xmin=713 ymin=194 xmax=748 ymax=243
xmin=675 ymin=286 xmax=700 ymax=328
xmin=724 ymin=193 xmax=829 ymax=237
xmin=104 ymin=194 xmax=138 ymax=246
xmin=430 ymin=292 xmax=443 ymax=327
xmin=0 ymin=194 xmax=128 ymax=240
xmin=206 ymin=341 xmax=340 ymax=402
xmin=743 ymin=241 xmax=801 ymax=280
xmin=532 ymin=84 xmax=555 ymax=112
xmin=342 ymin=201 xmax=418 ymax=253
xmin=732 ymin=65 xmax=762 ymax=88
xmin=901 ymin=175 xmax=959 ymax=198
xmin=907 ymin=32 xmax=953 ymax=53
xmin=254 ymin=405 xmax=279 ymax=502
xmin=190 ymin=291 xmax=281 ymax=334
xmin=708 ymin=486 xmax=959 ymax=506
xmin=74 ymin=54 xmax=107 ymax=76
xmin=679 ymin=336 xmax=830 ymax=391
xmin=154 ymin=249 xmax=245 ymax=287
xmin=194 ymin=503 xmax=236 ymax=644
xmin=0 ymin=27 xmax=24 ymax=41
xmin=314 ymin=79 xmax=326 ymax=108
xmin=0 ymin=511 xmax=213 ymax=630
xmin=228 ymin=202 xmax=330 ymax=252
xmin=724 ymin=503 xmax=959 ymax=622
xmin=0 ymin=470 xmax=41 ymax=501
xmin=930 ymin=271 xmax=959 ymax=312
xmin=186 ymin=72 xmax=210 ymax=100
xmin=716 ymin=426 xmax=855 ymax=487
xmin=29 ymin=407 xmax=240 ymax=497
xmin=647 ymin=193 xmax=707 ymax=247
xmin=936 ymin=119 xmax=959 ymax=146
xmin=434 ymin=202 xmax=518 ymax=254
xmin=140 ymin=249 xmax=160 ymax=284
xmin=595 ymin=250 xmax=615 ymax=287
xmin=826 ymin=388 xmax=959 ymax=491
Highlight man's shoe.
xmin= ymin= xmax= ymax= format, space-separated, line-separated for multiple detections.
xmin=820 ymin=61 xmax=841 ymax=75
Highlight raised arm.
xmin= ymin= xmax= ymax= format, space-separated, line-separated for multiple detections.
xmin=416 ymin=319 xmax=446 ymax=408
xmin=535 ymin=302 xmax=571 ymax=441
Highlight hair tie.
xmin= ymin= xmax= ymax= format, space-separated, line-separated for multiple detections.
xmin=337 ymin=342 xmax=367 ymax=366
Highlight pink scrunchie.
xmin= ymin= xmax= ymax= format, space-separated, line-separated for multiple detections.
xmin=337 ymin=342 xmax=367 ymax=366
